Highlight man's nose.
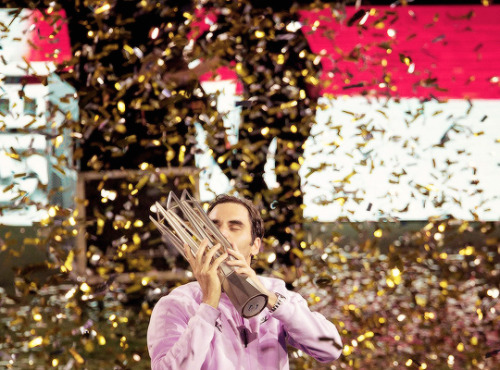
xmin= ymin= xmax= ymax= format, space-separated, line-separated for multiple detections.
xmin=219 ymin=227 xmax=231 ymax=241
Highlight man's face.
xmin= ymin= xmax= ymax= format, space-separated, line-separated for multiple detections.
xmin=208 ymin=202 xmax=260 ymax=263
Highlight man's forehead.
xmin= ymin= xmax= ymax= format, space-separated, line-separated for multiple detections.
xmin=208 ymin=202 xmax=251 ymax=223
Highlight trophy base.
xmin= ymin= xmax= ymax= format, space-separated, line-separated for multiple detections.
xmin=241 ymin=294 xmax=268 ymax=318
xmin=223 ymin=271 xmax=269 ymax=318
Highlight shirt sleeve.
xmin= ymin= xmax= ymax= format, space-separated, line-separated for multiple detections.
xmin=270 ymin=282 xmax=343 ymax=363
xmin=147 ymin=288 xmax=220 ymax=370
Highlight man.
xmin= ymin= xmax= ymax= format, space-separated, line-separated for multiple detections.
xmin=147 ymin=195 xmax=342 ymax=369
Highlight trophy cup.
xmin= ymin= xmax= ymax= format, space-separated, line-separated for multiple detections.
xmin=150 ymin=190 xmax=269 ymax=318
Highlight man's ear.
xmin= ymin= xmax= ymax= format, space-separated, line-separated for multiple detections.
xmin=250 ymin=237 xmax=261 ymax=257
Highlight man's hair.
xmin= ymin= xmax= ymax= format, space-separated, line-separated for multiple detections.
xmin=207 ymin=194 xmax=264 ymax=242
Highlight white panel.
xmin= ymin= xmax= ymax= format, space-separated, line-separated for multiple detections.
xmin=190 ymin=81 xmax=500 ymax=221
xmin=301 ymin=97 xmax=500 ymax=221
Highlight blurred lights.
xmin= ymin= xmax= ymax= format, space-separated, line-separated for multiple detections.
xmin=54 ymin=135 xmax=64 ymax=148
xmin=150 ymin=27 xmax=159 ymax=39
xmin=28 ymin=337 xmax=43 ymax=348
xmin=459 ymin=246 xmax=475 ymax=255
xmin=424 ymin=312 xmax=435 ymax=320
xmin=65 ymin=287 xmax=77 ymax=299
xmin=286 ymin=21 xmax=302 ymax=32
xmin=254 ymin=30 xmax=265 ymax=38
xmin=95 ymin=3 xmax=111 ymax=14
xmin=267 ymin=253 xmax=276 ymax=263
xmin=359 ymin=12 xmax=370 ymax=25
xmin=487 ymin=288 xmax=499 ymax=298
xmin=391 ymin=268 xmax=400 ymax=277
xmin=80 ymin=283 xmax=91 ymax=293
xmin=48 ymin=206 xmax=58 ymax=217
xmin=343 ymin=345 xmax=352 ymax=355
xmin=447 ymin=355 xmax=454 ymax=366
xmin=101 ymin=189 xmax=117 ymax=201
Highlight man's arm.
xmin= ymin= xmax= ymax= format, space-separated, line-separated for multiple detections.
xmin=270 ymin=283 xmax=343 ymax=363
xmin=225 ymin=249 xmax=342 ymax=362
xmin=147 ymin=290 xmax=219 ymax=370
xmin=148 ymin=241 xmax=228 ymax=369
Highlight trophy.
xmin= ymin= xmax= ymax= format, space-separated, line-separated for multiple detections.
xmin=150 ymin=190 xmax=269 ymax=318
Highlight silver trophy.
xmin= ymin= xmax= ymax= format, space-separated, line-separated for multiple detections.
xmin=150 ymin=190 xmax=268 ymax=318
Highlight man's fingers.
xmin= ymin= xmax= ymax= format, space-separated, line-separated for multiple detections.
xmin=210 ymin=251 xmax=228 ymax=272
xmin=225 ymin=259 xmax=245 ymax=267
xmin=202 ymin=244 xmax=222 ymax=270
xmin=235 ymin=267 xmax=249 ymax=275
xmin=227 ymin=248 xmax=245 ymax=260
xmin=184 ymin=243 xmax=193 ymax=261
xmin=184 ymin=243 xmax=198 ymax=274
xmin=196 ymin=239 xmax=209 ymax=264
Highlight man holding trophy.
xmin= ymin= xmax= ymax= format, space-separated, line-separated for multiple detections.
xmin=147 ymin=193 xmax=342 ymax=369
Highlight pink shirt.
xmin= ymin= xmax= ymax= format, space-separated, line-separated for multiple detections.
xmin=147 ymin=276 xmax=342 ymax=369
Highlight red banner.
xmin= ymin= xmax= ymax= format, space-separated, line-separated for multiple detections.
xmin=200 ymin=5 xmax=500 ymax=100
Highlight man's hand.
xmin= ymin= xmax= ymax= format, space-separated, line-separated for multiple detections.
xmin=185 ymin=240 xmax=228 ymax=309
xmin=225 ymin=247 xmax=278 ymax=309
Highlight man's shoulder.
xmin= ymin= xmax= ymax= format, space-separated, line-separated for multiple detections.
xmin=172 ymin=281 xmax=201 ymax=291
xmin=259 ymin=275 xmax=287 ymax=291
xmin=158 ymin=281 xmax=203 ymax=305
xmin=151 ymin=282 xmax=204 ymax=320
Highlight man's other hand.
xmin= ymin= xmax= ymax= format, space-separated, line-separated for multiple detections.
xmin=225 ymin=247 xmax=278 ymax=308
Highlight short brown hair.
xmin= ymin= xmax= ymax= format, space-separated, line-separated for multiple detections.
xmin=207 ymin=194 xmax=264 ymax=242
